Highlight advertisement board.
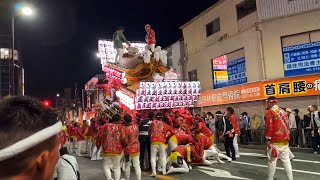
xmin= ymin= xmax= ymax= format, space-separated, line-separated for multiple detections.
xmin=283 ymin=41 xmax=320 ymax=77
xmin=198 ymin=74 xmax=320 ymax=107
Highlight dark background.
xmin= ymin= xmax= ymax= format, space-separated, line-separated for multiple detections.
xmin=0 ymin=0 xmax=217 ymax=98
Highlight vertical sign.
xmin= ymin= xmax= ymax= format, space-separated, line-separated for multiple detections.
xmin=282 ymin=41 xmax=320 ymax=77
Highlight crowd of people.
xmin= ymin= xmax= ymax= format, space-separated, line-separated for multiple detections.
xmin=0 ymin=96 xmax=319 ymax=180
xmin=58 ymin=107 xmax=242 ymax=180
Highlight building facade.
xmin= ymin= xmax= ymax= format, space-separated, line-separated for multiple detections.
xmin=164 ymin=39 xmax=186 ymax=80
xmin=180 ymin=0 xmax=320 ymax=117
xmin=0 ymin=46 xmax=23 ymax=99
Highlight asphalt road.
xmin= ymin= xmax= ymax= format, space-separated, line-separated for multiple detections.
xmin=75 ymin=148 xmax=320 ymax=180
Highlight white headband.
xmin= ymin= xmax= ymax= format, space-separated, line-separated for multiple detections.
xmin=0 ymin=121 xmax=62 ymax=162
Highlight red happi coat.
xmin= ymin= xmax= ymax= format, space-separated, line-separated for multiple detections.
xmin=194 ymin=134 xmax=213 ymax=157
xmin=76 ymin=126 xmax=85 ymax=141
xmin=149 ymin=120 xmax=174 ymax=144
xmin=197 ymin=122 xmax=213 ymax=138
xmin=229 ymin=114 xmax=240 ymax=134
xmin=95 ymin=125 xmax=104 ymax=148
xmin=85 ymin=124 xmax=94 ymax=138
xmin=173 ymin=145 xmax=203 ymax=163
xmin=174 ymin=132 xmax=195 ymax=145
xmin=124 ymin=123 xmax=140 ymax=155
xmin=145 ymin=29 xmax=156 ymax=45
xmin=182 ymin=114 xmax=194 ymax=128
xmin=68 ymin=125 xmax=76 ymax=139
xmin=101 ymin=123 xmax=126 ymax=155
xmin=58 ymin=130 xmax=67 ymax=146
xmin=265 ymin=105 xmax=290 ymax=144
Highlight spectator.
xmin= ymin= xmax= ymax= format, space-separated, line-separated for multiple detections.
xmin=206 ymin=112 xmax=216 ymax=136
xmin=287 ymin=109 xmax=298 ymax=145
xmin=310 ymin=105 xmax=320 ymax=154
xmin=303 ymin=107 xmax=312 ymax=147
xmin=243 ymin=112 xmax=252 ymax=142
xmin=0 ymin=96 xmax=61 ymax=180
xmin=293 ymin=109 xmax=303 ymax=146
xmin=239 ymin=115 xmax=248 ymax=145
xmin=250 ymin=113 xmax=262 ymax=142
xmin=54 ymin=147 xmax=79 ymax=180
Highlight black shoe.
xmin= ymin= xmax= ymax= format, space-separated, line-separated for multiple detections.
xmin=232 ymin=157 xmax=236 ymax=161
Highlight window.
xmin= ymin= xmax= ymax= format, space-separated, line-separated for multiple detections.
xmin=206 ymin=18 xmax=220 ymax=37
xmin=236 ymin=0 xmax=257 ymax=20
xmin=188 ymin=70 xmax=198 ymax=81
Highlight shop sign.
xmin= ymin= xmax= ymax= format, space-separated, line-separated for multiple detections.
xmin=283 ymin=41 xmax=320 ymax=77
xmin=198 ymin=74 xmax=320 ymax=107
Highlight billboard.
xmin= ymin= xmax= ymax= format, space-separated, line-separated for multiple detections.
xmin=227 ymin=57 xmax=247 ymax=86
xmin=283 ymin=41 xmax=320 ymax=77
xmin=198 ymin=74 xmax=320 ymax=107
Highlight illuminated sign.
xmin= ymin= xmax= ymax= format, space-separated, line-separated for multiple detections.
xmin=0 ymin=48 xmax=19 ymax=60
xmin=135 ymin=81 xmax=201 ymax=110
xmin=98 ymin=39 xmax=146 ymax=65
xmin=212 ymin=55 xmax=228 ymax=70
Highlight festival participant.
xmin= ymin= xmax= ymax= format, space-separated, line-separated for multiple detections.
xmin=163 ymin=109 xmax=174 ymax=128
xmin=0 ymin=96 xmax=62 ymax=180
xmin=168 ymin=125 xmax=194 ymax=152
xmin=101 ymin=114 xmax=126 ymax=180
xmin=85 ymin=119 xmax=95 ymax=157
xmin=192 ymin=114 xmax=214 ymax=141
xmin=75 ymin=122 xmax=85 ymax=157
xmin=91 ymin=118 xmax=105 ymax=161
xmin=113 ymin=26 xmax=131 ymax=64
xmin=67 ymin=121 xmax=77 ymax=154
xmin=148 ymin=112 xmax=174 ymax=176
xmin=58 ymin=122 xmax=67 ymax=147
xmin=166 ymin=144 xmax=211 ymax=175
xmin=145 ymin=24 xmax=156 ymax=52
xmin=193 ymin=133 xmax=224 ymax=164
xmin=173 ymin=111 xmax=182 ymax=128
xmin=265 ymin=96 xmax=293 ymax=180
xmin=227 ymin=107 xmax=240 ymax=158
xmin=123 ymin=114 xmax=141 ymax=180
xmin=181 ymin=108 xmax=194 ymax=128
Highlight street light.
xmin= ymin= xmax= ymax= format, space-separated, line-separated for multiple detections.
xmin=10 ymin=4 xmax=34 ymax=96
xmin=21 ymin=7 xmax=33 ymax=16
xmin=56 ymin=94 xmax=60 ymax=97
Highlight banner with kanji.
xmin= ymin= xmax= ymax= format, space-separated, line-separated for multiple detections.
xmin=197 ymin=74 xmax=320 ymax=107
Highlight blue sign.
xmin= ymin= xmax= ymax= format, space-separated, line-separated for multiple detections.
xmin=213 ymin=57 xmax=247 ymax=89
xmin=227 ymin=57 xmax=247 ymax=86
xmin=283 ymin=41 xmax=320 ymax=77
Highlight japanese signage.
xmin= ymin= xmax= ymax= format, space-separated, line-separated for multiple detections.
xmin=227 ymin=57 xmax=247 ymax=86
xmin=213 ymin=71 xmax=228 ymax=89
xmin=198 ymin=74 xmax=320 ymax=107
xmin=283 ymin=41 xmax=320 ymax=77
xmin=212 ymin=55 xmax=228 ymax=70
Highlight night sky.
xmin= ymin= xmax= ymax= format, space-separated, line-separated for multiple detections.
xmin=0 ymin=0 xmax=218 ymax=98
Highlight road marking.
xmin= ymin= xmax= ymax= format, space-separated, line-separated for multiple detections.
xmin=198 ymin=166 xmax=251 ymax=180
xmin=239 ymin=152 xmax=320 ymax=164
xmin=233 ymin=161 xmax=320 ymax=176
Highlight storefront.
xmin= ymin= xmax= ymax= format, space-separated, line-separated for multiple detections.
xmin=197 ymin=74 xmax=320 ymax=122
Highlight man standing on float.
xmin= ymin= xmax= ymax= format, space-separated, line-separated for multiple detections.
xmin=145 ymin=24 xmax=156 ymax=52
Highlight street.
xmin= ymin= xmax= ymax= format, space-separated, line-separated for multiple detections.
xmin=75 ymin=148 xmax=320 ymax=180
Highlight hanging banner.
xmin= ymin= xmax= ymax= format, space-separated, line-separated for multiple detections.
xmin=197 ymin=74 xmax=320 ymax=107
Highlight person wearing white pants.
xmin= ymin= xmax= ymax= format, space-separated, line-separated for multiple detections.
xmin=226 ymin=107 xmax=241 ymax=158
xmin=267 ymin=144 xmax=293 ymax=180
xmin=68 ymin=137 xmax=76 ymax=154
xmin=103 ymin=156 xmax=122 ymax=180
xmin=265 ymin=96 xmax=293 ymax=180
xmin=233 ymin=134 xmax=240 ymax=158
xmin=150 ymin=143 xmax=167 ymax=176
xmin=124 ymin=155 xmax=141 ymax=180
xmin=112 ymin=27 xmax=131 ymax=64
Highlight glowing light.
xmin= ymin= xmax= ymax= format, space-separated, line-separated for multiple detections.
xmin=21 ymin=7 xmax=33 ymax=16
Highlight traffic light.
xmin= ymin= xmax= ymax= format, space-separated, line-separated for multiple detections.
xmin=43 ymin=100 xmax=51 ymax=107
